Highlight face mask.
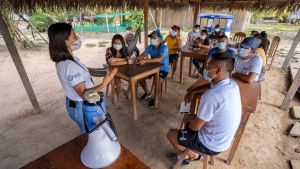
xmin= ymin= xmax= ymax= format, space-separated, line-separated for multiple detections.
xmin=200 ymin=35 xmax=206 ymax=40
xmin=215 ymin=28 xmax=220 ymax=32
xmin=203 ymin=68 xmax=213 ymax=82
xmin=71 ymin=37 xmax=82 ymax=51
xmin=171 ymin=31 xmax=177 ymax=36
xmin=113 ymin=44 xmax=123 ymax=50
xmin=194 ymin=29 xmax=200 ymax=33
xmin=218 ymin=42 xmax=226 ymax=50
xmin=238 ymin=47 xmax=250 ymax=57
xmin=151 ymin=39 xmax=158 ymax=46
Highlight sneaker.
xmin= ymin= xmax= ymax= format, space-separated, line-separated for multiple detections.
xmin=148 ymin=99 xmax=155 ymax=109
xmin=140 ymin=93 xmax=151 ymax=101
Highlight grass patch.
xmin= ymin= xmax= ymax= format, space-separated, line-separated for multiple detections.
xmin=98 ymin=41 xmax=109 ymax=47
xmin=85 ymin=43 xmax=97 ymax=48
xmin=245 ymin=23 xmax=299 ymax=36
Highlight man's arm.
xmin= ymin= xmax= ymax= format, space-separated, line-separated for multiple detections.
xmin=232 ymin=72 xmax=257 ymax=83
xmin=188 ymin=117 xmax=206 ymax=131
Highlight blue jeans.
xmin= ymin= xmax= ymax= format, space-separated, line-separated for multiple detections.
xmin=66 ymin=97 xmax=86 ymax=134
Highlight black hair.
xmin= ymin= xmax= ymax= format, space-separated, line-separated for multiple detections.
xmin=251 ymin=30 xmax=259 ymax=35
xmin=194 ymin=24 xmax=200 ymax=28
xmin=201 ymin=29 xmax=208 ymax=36
xmin=210 ymin=52 xmax=234 ymax=73
xmin=110 ymin=34 xmax=128 ymax=58
xmin=127 ymin=27 xmax=132 ymax=31
xmin=48 ymin=23 xmax=74 ymax=63
xmin=218 ymin=35 xmax=228 ymax=39
xmin=261 ymin=31 xmax=267 ymax=38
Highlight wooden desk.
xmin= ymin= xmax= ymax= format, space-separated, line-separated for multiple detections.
xmin=185 ymin=77 xmax=260 ymax=165
xmin=179 ymin=45 xmax=209 ymax=83
xmin=111 ymin=63 xmax=163 ymax=120
xmin=21 ymin=134 xmax=150 ymax=169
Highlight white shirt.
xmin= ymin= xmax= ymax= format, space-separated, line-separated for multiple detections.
xmin=186 ymin=30 xmax=200 ymax=46
xmin=197 ymin=78 xmax=242 ymax=152
xmin=234 ymin=54 xmax=263 ymax=81
xmin=56 ymin=56 xmax=94 ymax=101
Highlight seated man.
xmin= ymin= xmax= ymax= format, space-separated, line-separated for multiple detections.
xmin=186 ymin=24 xmax=201 ymax=46
xmin=208 ymin=24 xmax=225 ymax=40
xmin=167 ymin=53 xmax=242 ymax=166
xmin=136 ymin=29 xmax=169 ymax=108
xmin=232 ymin=37 xmax=263 ymax=83
xmin=253 ymin=33 xmax=267 ymax=81
xmin=208 ymin=35 xmax=236 ymax=60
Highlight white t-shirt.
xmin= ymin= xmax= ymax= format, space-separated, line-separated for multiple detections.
xmin=56 ymin=56 xmax=94 ymax=101
xmin=234 ymin=54 xmax=263 ymax=81
xmin=197 ymin=78 xmax=242 ymax=152
xmin=186 ymin=30 xmax=201 ymax=46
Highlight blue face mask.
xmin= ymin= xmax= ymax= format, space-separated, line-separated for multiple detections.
xmin=218 ymin=42 xmax=226 ymax=50
xmin=203 ymin=68 xmax=213 ymax=82
xmin=171 ymin=31 xmax=177 ymax=36
xmin=151 ymin=39 xmax=158 ymax=46
xmin=238 ymin=47 xmax=250 ymax=57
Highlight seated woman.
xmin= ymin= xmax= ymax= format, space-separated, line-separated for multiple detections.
xmin=106 ymin=34 xmax=133 ymax=99
xmin=192 ymin=29 xmax=211 ymax=78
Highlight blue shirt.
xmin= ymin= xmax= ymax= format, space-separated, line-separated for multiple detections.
xmin=208 ymin=47 xmax=236 ymax=59
xmin=145 ymin=44 xmax=169 ymax=72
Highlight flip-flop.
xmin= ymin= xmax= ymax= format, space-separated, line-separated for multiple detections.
xmin=181 ymin=155 xmax=202 ymax=166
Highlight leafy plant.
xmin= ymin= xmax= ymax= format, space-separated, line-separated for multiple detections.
xmin=20 ymin=38 xmax=32 ymax=48
xmin=126 ymin=10 xmax=144 ymax=30
xmin=98 ymin=41 xmax=109 ymax=47
xmin=30 ymin=9 xmax=56 ymax=32
xmin=86 ymin=43 xmax=97 ymax=48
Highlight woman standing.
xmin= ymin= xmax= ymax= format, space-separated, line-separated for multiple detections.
xmin=106 ymin=34 xmax=134 ymax=99
xmin=48 ymin=23 xmax=117 ymax=134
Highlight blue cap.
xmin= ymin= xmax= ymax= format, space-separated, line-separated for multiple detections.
xmin=240 ymin=37 xmax=259 ymax=49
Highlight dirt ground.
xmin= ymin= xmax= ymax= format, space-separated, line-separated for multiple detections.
xmin=0 ymin=28 xmax=300 ymax=169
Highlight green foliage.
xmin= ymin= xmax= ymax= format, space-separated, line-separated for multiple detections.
xmin=20 ymin=38 xmax=32 ymax=48
xmin=30 ymin=9 xmax=56 ymax=32
xmin=98 ymin=41 xmax=109 ymax=47
xmin=126 ymin=10 xmax=144 ymax=30
xmin=85 ymin=43 xmax=97 ymax=48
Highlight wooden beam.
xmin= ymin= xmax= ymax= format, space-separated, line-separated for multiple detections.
xmin=0 ymin=14 xmax=41 ymax=113
xmin=144 ymin=0 xmax=149 ymax=49
xmin=281 ymin=68 xmax=300 ymax=109
xmin=193 ymin=0 xmax=200 ymax=27
xmin=281 ymin=28 xmax=300 ymax=69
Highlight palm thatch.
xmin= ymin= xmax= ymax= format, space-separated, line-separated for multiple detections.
xmin=2 ymin=0 xmax=300 ymax=12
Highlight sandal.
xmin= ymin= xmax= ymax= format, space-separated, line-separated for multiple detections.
xmin=181 ymin=155 xmax=202 ymax=166
xmin=167 ymin=153 xmax=179 ymax=164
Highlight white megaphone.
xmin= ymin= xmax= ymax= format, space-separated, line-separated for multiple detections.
xmin=80 ymin=95 xmax=121 ymax=168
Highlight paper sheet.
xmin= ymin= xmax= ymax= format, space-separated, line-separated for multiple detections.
xmin=180 ymin=101 xmax=191 ymax=113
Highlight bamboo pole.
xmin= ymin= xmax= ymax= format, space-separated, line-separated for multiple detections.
xmin=105 ymin=13 xmax=110 ymax=33
xmin=149 ymin=9 xmax=158 ymax=29
xmin=0 ymin=14 xmax=41 ymax=113
xmin=193 ymin=0 xmax=200 ymax=27
xmin=144 ymin=0 xmax=149 ymax=49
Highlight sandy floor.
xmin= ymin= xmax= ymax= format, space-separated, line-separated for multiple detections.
xmin=0 ymin=29 xmax=300 ymax=169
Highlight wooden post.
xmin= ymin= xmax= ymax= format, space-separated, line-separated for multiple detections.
xmin=144 ymin=0 xmax=149 ymax=49
xmin=193 ymin=0 xmax=200 ymax=27
xmin=105 ymin=13 xmax=110 ymax=33
xmin=159 ymin=8 xmax=162 ymax=29
xmin=282 ymin=28 xmax=300 ymax=69
xmin=280 ymin=69 xmax=300 ymax=109
xmin=0 ymin=15 xmax=41 ymax=113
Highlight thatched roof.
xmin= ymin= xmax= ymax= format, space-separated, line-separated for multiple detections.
xmin=3 ymin=0 xmax=300 ymax=12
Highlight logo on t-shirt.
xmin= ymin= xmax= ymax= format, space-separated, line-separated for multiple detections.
xmin=67 ymin=73 xmax=80 ymax=82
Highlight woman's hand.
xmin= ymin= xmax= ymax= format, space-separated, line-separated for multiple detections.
xmin=102 ymin=68 xmax=118 ymax=86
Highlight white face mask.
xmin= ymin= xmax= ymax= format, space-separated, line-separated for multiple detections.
xmin=113 ymin=44 xmax=123 ymax=51
xmin=200 ymin=35 xmax=206 ymax=40
xmin=71 ymin=37 xmax=82 ymax=51
xmin=171 ymin=31 xmax=177 ymax=36
xmin=215 ymin=28 xmax=220 ymax=32
xmin=194 ymin=29 xmax=200 ymax=33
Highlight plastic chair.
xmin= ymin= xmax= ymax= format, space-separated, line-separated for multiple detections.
xmin=233 ymin=32 xmax=246 ymax=43
xmin=266 ymin=36 xmax=280 ymax=71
